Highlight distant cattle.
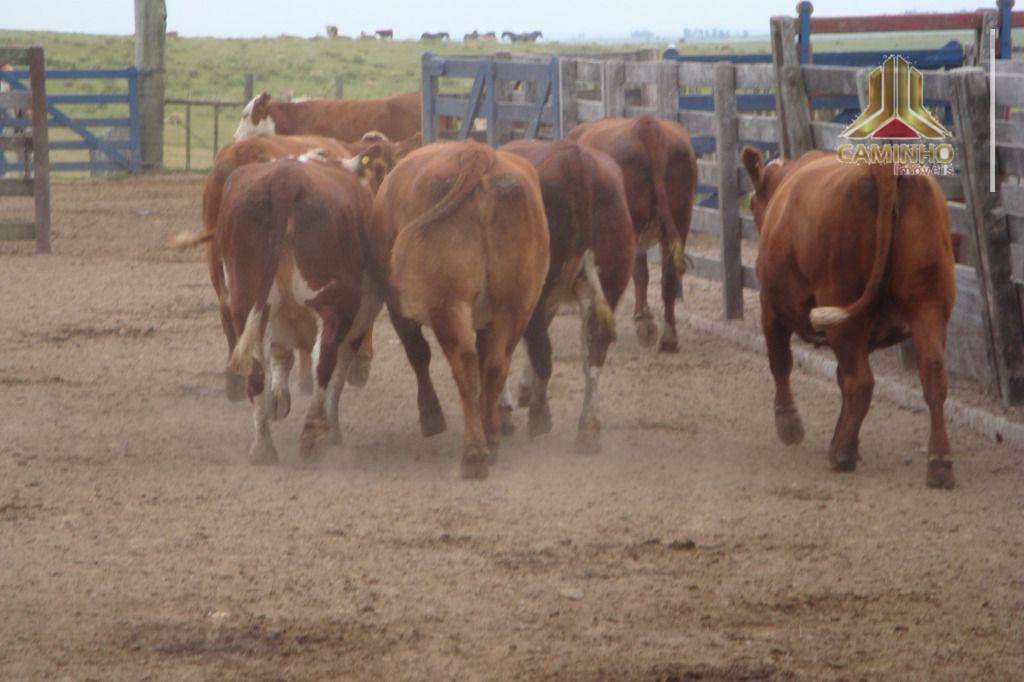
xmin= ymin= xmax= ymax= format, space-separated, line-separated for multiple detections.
xmin=375 ymin=29 xmax=394 ymax=40
xmin=325 ymin=25 xmax=338 ymax=39
xmin=209 ymin=149 xmax=386 ymax=463
xmin=567 ymin=115 xmax=697 ymax=353
xmin=499 ymin=139 xmax=635 ymax=451
xmin=234 ymin=91 xmax=421 ymax=144
xmin=741 ymin=148 xmax=957 ymax=489
xmin=420 ymin=32 xmax=450 ymax=41
xmin=358 ymin=31 xmax=375 ymax=40
xmin=502 ymin=31 xmax=543 ymax=43
xmin=368 ymin=141 xmax=550 ymax=479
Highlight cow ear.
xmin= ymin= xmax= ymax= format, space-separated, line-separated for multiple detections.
xmin=741 ymin=146 xmax=764 ymax=193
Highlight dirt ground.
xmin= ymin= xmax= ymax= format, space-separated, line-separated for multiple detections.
xmin=1 ymin=174 xmax=1022 ymax=681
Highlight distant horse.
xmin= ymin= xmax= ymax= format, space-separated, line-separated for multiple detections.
xmin=502 ymin=31 xmax=543 ymax=43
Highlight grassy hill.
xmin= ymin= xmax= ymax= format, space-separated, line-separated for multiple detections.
xmin=0 ymin=28 xmax=1005 ymax=171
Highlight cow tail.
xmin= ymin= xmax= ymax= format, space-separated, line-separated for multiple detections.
xmin=636 ymin=116 xmax=685 ymax=275
xmin=407 ymin=146 xmax=494 ymax=232
xmin=168 ymin=230 xmax=213 ymax=248
xmin=562 ymin=145 xmax=615 ymax=338
xmin=809 ymin=164 xmax=898 ymax=330
xmin=227 ymin=165 xmax=300 ymax=376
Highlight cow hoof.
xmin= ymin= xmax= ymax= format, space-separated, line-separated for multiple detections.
xmin=829 ymin=444 xmax=859 ymax=472
xmin=658 ymin=328 xmax=679 ymax=354
xmin=635 ymin=317 xmax=658 ymax=348
xmin=225 ymin=372 xmax=247 ymax=403
xmin=420 ymin=409 xmax=447 ymax=437
xmin=271 ymin=388 xmax=291 ymax=421
xmin=298 ymin=374 xmax=314 ymax=396
xmin=299 ymin=418 xmax=330 ymax=463
xmin=460 ymin=452 xmax=490 ymax=480
xmin=574 ymin=428 xmax=601 ymax=454
xmin=528 ymin=402 xmax=552 ymax=438
xmin=926 ymin=460 xmax=956 ymax=489
xmin=517 ymin=385 xmax=532 ymax=408
xmin=248 ymin=441 xmax=279 ymax=465
xmin=500 ymin=406 xmax=515 ymax=436
xmin=774 ymin=409 xmax=805 ymax=445
xmin=347 ymin=356 xmax=371 ymax=388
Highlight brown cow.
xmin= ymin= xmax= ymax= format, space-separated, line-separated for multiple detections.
xmin=567 ymin=115 xmax=697 ymax=353
xmin=499 ymin=139 xmax=636 ymax=451
xmin=178 ymin=135 xmax=356 ymax=401
xmin=233 ymin=91 xmax=421 ymax=144
xmin=204 ymin=148 xmax=386 ymax=463
xmin=741 ymin=148 xmax=957 ymax=489
xmin=368 ymin=140 xmax=550 ymax=479
xmin=184 ymin=132 xmax=421 ymax=399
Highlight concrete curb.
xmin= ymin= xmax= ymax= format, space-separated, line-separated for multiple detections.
xmin=681 ymin=312 xmax=1024 ymax=448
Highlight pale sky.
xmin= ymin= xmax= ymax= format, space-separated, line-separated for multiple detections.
xmin=4 ymin=1 xmax=991 ymax=40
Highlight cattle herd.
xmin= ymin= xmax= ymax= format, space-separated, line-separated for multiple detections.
xmin=171 ymin=87 xmax=958 ymax=488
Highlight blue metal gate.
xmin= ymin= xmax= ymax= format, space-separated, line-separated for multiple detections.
xmin=0 ymin=68 xmax=141 ymax=174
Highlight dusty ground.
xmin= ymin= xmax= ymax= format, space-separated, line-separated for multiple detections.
xmin=1 ymin=175 xmax=1022 ymax=680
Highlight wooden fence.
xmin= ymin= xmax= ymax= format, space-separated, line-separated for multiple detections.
xmin=556 ymin=21 xmax=1024 ymax=402
xmin=421 ymin=53 xmax=561 ymax=145
xmin=0 ymin=46 xmax=51 ymax=253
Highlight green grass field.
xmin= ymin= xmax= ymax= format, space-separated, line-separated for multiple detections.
xmin=1 ymin=27 xmax=1017 ymax=172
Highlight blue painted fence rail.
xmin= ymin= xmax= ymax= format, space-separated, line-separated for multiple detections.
xmin=0 ymin=67 xmax=141 ymax=174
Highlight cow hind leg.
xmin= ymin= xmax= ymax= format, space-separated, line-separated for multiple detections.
xmin=249 ymin=362 xmax=279 ymax=465
xmin=299 ymin=315 xmax=345 ymax=463
xmin=347 ymin=325 xmax=374 ymax=388
xmin=431 ymin=304 xmax=489 ymax=480
xmin=521 ymin=306 xmax=554 ymax=439
xmin=478 ymin=318 xmax=518 ymax=458
xmin=632 ymin=251 xmax=657 ymax=348
xmin=499 ymin=381 xmax=516 ymax=436
xmin=828 ymin=335 xmax=873 ymax=472
xmin=297 ymin=350 xmax=314 ymax=395
xmin=390 ymin=307 xmax=446 ymax=437
xmin=325 ymin=289 xmax=383 ymax=444
xmin=764 ymin=316 xmax=804 ymax=445
xmin=658 ymin=256 xmax=680 ymax=353
xmin=269 ymin=343 xmax=294 ymax=421
xmin=575 ymin=276 xmax=616 ymax=454
xmin=909 ymin=308 xmax=955 ymax=489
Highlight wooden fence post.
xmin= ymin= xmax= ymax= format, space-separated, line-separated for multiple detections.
xmin=558 ymin=58 xmax=578 ymax=135
xmin=334 ymin=76 xmax=344 ymax=98
xmin=134 ymin=0 xmax=166 ymax=171
xmin=243 ymin=73 xmax=254 ymax=102
xmin=28 ymin=46 xmax=51 ymax=254
xmin=714 ymin=61 xmax=742 ymax=319
xmin=656 ymin=60 xmax=679 ymax=121
xmin=950 ymin=67 xmax=1024 ymax=403
xmin=771 ymin=16 xmax=813 ymax=159
xmin=977 ymin=11 xmax=999 ymax=65
xmin=485 ymin=59 xmax=498 ymax=147
xmin=421 ymin=52 xmax=438 ymax=143
xmin=602 ymin=60 xmax=625 ymax=118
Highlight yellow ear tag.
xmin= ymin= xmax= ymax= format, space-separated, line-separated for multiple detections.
xmin=361 ymin=155 xmax=369 ymax=165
